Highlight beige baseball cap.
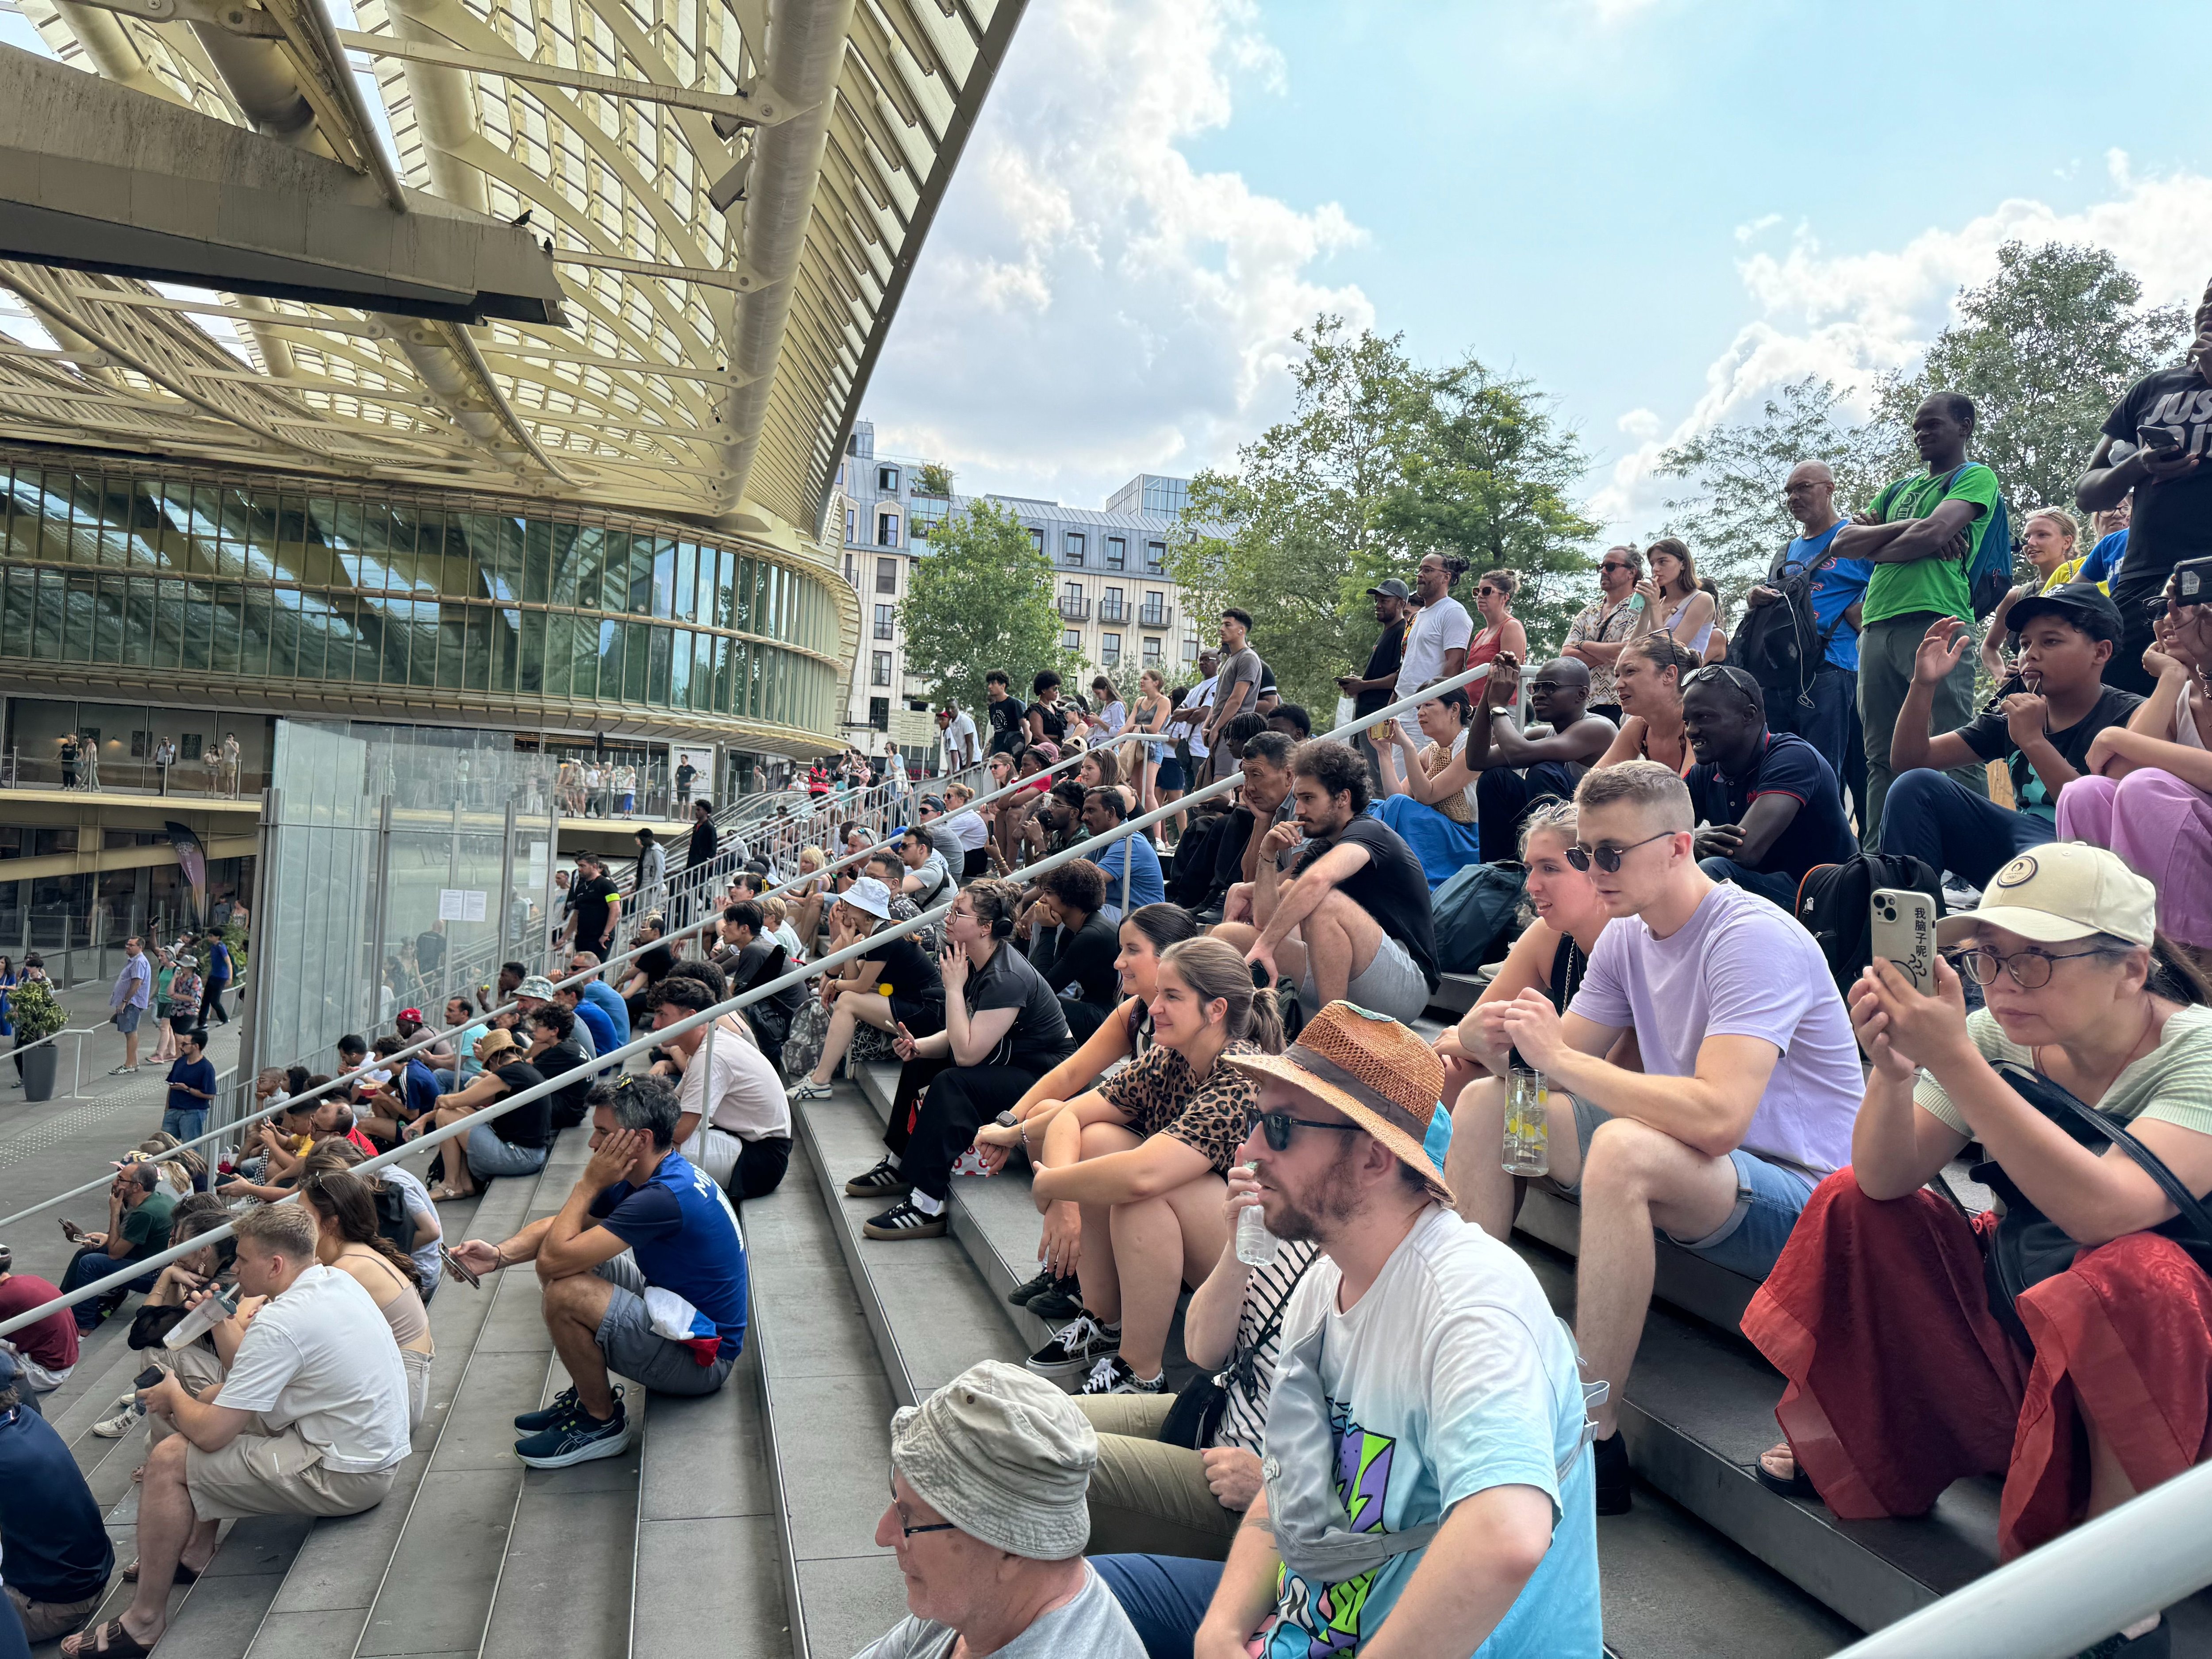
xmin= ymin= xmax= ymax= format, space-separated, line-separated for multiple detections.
xmin=1935 ymin=842 xmax=2156 ymax=950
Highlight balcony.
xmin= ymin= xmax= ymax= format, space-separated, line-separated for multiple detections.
xmin=1058 ymin=595 xmax=1091 ymax=620
xmin=1138 ymin=605 xmax=1171 ymax=630
xmin=1098 ymin=598 xmax=1127 ymax=623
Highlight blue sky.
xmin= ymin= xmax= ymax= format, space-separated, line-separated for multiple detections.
xmin=865 ymin=0 xmax=2212 ymax=540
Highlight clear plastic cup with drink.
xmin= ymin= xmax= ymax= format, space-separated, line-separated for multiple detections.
xmin=1502 ymin=1068 xmax=1549 ymax=1178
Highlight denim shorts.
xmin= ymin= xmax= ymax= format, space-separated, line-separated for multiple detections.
xmin=114 ymin=1004 xmax=142 ymax=1035
xmin=162 ymin=1107 xmax=208 ymax=1141
xmin=1552 ymin=1092 xmax=1817 ymax=1279
xmin=464 ymin=1122 xmax=548 ymax=1179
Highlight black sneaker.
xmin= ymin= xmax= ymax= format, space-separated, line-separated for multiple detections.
xmin=1078 ymin=1355 xmax=1164 ymax=1396
xmin=845 ymin=1160 xmax=911 ymax=1199
xmin=1026 ymin=1311 xmax=1120 ymax=1381
xmin=862 ymin=1198 xmax=947 ymax=1240
xmin=1027 ymin=1276 xmax=1085 ymax=1324
xmin=1007 ymin=1266 xmax=1057 ymax=1307
xmin=1593 ymin=1431 xmax=1632 ymax=1516
xmin=514 ymin=1398 xmax=634 ymax=1469
xmin=514 ymin=1383 xmax=623 ymax=1433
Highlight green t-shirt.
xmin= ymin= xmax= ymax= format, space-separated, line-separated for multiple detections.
xmin=1915 ymin=1003 xmax=2212 ymax=1140
xmin=1861 ymin=463 xmax=2000 ymax=627
xmin=120 ymin=1189 xmax=177 ymax=1257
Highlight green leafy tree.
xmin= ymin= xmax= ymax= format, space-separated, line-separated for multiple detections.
xmin=898 ymin=497 xmax=1085 ymax=715
xmin=1877 ymin=240 xmax=2185 ymax=512
xmin=914 ymin=462 xmax=954 ymax=498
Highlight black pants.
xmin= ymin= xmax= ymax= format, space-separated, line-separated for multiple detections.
xmin=1476 ymin=761 xmax=1585 ymax=864
xmin=734 ymin=1134 xmax=793 ymax=1200
xmin=884 ymin=1060 xmax=1044 ymax=1201
xmin=59 ymin=1244 xmax=157 ymax=1327
xmin=962 ymin=848 xmax=991 ymax=880
xmin=1587 ymin=703 xmax=1623 ymax=729
xmin=204 ymin=978 xmax=230 ymax=1023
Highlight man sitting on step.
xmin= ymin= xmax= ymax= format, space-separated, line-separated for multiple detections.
xmin=1447 ymin=761 xmax=1862 ymax=1517
xmin=452 ymin=1075 xmax=748 ymax=1471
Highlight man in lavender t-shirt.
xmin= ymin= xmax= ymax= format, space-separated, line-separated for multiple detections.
xmin=1447 ymin=759 xmax=1861 ymax=1515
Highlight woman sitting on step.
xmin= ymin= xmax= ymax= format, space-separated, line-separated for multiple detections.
xmin=1742 ymin=842 xmax=2212 ymax=1658
xmin=1018 ymin=937 xmax=1285 ymax=1397
xmin=1372 ymin=682 xmax=1485 ymax=888
xmin=784 ymin=876 xmax=943 ymax=1102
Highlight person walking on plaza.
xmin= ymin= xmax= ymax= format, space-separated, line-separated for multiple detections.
xmin=109 ymin=936 xmax=152 ymax=1075
xmin=201 ymin=932 xmax=233 ymax=1026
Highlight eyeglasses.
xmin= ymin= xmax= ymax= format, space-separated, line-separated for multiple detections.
xmin=1948 ymin=945 xmax=2115 ymax=990
xmin=889 ymin=1483 xmax=958 ymax=1539
xmin=1248 ymin=1110 xmax=1365 ymax=1152
xmin=1565 ymin=830 xmax=1676 ymax=873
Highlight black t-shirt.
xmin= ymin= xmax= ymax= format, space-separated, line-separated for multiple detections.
xmin=965 ymin=942 xmax=1075 ymax=1073
xmin=1686 ymin=732 xmax=1857 ymax=884
xmin=2102 ymin=366 xmax=2212 ymax=593
xmin=1170 ymin=809 xmax=1232 ymax=909
xmin=569 ymin=874 xmax=621 ymax=948
xmin=865 ymin=933 xmax=945 ymax=1021
xmin=1030 ymin=910 xmax=1121 ymax=1015
xmin=532 ymin=1041 xmax=592 ymax=1130
xmin=688 ymin=820 xmax=719 ymax=872
xmin=637 ymin=942 xmax=675 ymax=983
xmin=415 ymin=931 xmax=445 ymax=976
xmin=1356 ymin=620 xmax=1409 ymax=717
xmin=729 ymin=938 xmax=806 ymax=1017
xmin=1029 ymin=698 xmax=1069 ymax=743
xmin=488 ymin=1061 xmax=552 ymax=1148
xmin=1957 ymin=686 xmax=2145 ymax=819
xmin=987 ymin=696 xmax=1028 ymax=755
xmin=1291 ymin=818 xmax=1438 ymax=990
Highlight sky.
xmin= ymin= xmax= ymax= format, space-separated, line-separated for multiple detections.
xmin=863 ymin=0 xmax=2212 ymax=542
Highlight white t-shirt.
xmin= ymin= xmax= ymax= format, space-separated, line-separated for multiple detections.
xmin=215 ymin=1264 xmax=411 ymax=1473
xmin=1184 ymin=676 xmax=1217 ymax=760
xmin=942 ymin=711 xmax=979 ymax=764
xmin=1569 ymin=880 xmax=1862 ymax=1173
xmin=679 ymin=1023 xmax=792 ymax=1144
xmin=949 ymin=809 xmax=989 ymax=853
xmin=1394 ymin=595 xmax=1474 ymax=706
xmin=1260 ymin=1206 xmax=1601 ymax=1659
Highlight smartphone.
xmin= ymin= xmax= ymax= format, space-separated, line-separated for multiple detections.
xmin=438 ymin=1243 xmax=482 ymax=1289
xmin=59 ymin=1218 xmax=84 ymax=1242
xmin=1870 ymin=888 xmax=1939 ymax=996
xmin=2174 ymin=554 xmax=2212 ymax=607
xmin=2139 ymin=423 xmax=2186 ymax=457
xmin=133 ymin=1365 xmax=167 ymax=1391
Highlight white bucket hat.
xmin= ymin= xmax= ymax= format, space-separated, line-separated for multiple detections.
xmin=841 ymin=875 xmax=894 ymax=921
xmin=889 ymin=1361 xmax=1096 ymax=1559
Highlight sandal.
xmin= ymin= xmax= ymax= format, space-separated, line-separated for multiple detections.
xmin=120 ymin=1557 xmax=200 ymax=1584
xmin=429 ymin=1186 xmax=469 ymax=1202
xmin=1754 ymin=1442 xmax=1817 ymax=1499
xmin=62 ymin=1618 xmax=157 ymax=1657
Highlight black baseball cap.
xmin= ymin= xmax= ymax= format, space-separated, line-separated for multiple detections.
xmin=1365 ymin=578 xmax=1411 ymax=600
xmin=2008 ymin=582 xmax=2124 ymax=643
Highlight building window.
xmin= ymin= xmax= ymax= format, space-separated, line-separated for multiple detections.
xmin=868 ymin=695 xmax=891 ymax=730
xmin=843 ymin=552 xmax=856 ymax=586
xmin=1145 ymin=540 xmax=1166 ymax=572
xmin=876 ymin=557 xmax=898 ymax=595
xmin=874 ymin=604 xmax=895 ymax=641
xmin=1106 ymin=536 xmax=1126 ymax=569
xmin=1100 ymin=586 xmax=1125 ymax=623
xmin=872 ymin=651 xmax=892 ymax=686
xmin=1028 ymin=527 xmax=1045 ymax=555
xmin=877 ymin=465 xmax=899 ymax=492
xmin=1101 ymin=632 xmax=1121 ymax=664
xmin=1059 ymin=580 xmax=1088 ymax=620
xmin=1141 ymin=590 xmax=1168 ymax=628
xmin=877 ymin=512 xmax=900 ymax=547
xmin=1063 ymin=629 xmax=1083 ymax=651
xmin=845 ymin=508 xmax=856 ymax=544
xmin=1143 ymin=637 xmax=1163 ymax=663
xmin=1064 ymin=532 xmax=1086 ymax=566
xmin=837 ymin=463 xmax=846 ymax=488
xmin=1181 ymin=636 xmax=1199 ymax=662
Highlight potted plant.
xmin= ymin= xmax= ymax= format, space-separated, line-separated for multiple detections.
xmin=10 ymin=977 xmax=65 ymax=1102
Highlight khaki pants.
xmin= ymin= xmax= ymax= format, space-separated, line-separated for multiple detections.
xmin=1074 ymin=1394 xmax=1241 ymax=1561
xmin=146 ymin=1341 xmax=227 ymax=1448
xmin=8 ymin=1584 xmax=102 ymax=1643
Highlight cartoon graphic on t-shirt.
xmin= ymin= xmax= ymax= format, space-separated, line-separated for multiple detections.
xmin=1267 ymin=1403 xmax=1400 ymax=1658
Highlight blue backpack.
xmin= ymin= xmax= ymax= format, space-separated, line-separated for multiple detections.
xmin=1872 ymin=463 xmax=2013 ymax=619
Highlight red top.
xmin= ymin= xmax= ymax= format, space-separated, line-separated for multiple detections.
xmin=0 ymin=1271 xmax=78 ymax=1371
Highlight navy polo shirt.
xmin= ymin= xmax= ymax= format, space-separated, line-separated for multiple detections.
xmin=1687 ymin=732 xmax=1856 ymax=884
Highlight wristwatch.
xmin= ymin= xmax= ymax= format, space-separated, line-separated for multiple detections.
xmin=995 ymin=1110 xmax=1020 ymax=1129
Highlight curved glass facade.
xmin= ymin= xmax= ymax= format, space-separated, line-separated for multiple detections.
xmin=0 ymin=449 xmax=849 ymax=743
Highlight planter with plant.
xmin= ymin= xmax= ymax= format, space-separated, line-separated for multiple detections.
xmin=10 ymin=978 xmax=66 ymax=1102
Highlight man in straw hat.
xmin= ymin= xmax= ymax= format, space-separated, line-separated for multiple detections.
xmin=858 ymin=1360 xmax=1144 ymax=1659
xmin=1117 ymin=1001 xmax=1599 ymax=1659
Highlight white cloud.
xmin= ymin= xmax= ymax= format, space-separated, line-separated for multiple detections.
xmin=1590 ymin=152 xmax=2212 ymax=539
xmin=859 ymin=0 xmax=1369 ymax=504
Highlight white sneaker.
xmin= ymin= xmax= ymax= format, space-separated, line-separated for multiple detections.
xmin=787 ymin=1077 xmax=832 ymax=1101
xmin=93 ymin=1405 xmax=142 ymax=1438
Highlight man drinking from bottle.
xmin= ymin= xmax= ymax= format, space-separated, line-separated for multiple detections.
xmin=1447 ymin=760 xmax=1862 ymax=1517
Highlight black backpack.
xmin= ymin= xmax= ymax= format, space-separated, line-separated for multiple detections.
xmin=1728 ymin=549 xmax=1840 ymax=720
xmin=1792 ymin=853 xmax=1945 ymax=1001
xmin=372 ymin=1179 xmax=416 ymax=1260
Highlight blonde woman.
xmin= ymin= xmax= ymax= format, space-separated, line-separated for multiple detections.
xmin=1469 ymin=568 xmax=1529 ymax=709
xmin=1630 ymin=538 xmax=1716 ymax=658
xmin=1982 ymin=506 xmax=2086 ymax=681
xmin=787 ymin=845 xmax=830 ymax=951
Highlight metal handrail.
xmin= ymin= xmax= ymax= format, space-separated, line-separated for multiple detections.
xmin=0 ymin=657 xmax=1496 ymax=1340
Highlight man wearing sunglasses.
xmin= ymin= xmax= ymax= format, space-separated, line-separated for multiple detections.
xmin=1455 ymin=760 xmax=1861 ymax=1517
xmin=1462 ymin=653 xmax=1618 ymax=864
xmin=1563 ymin=545 xmax=1644 ymax=726
xmin=1679 ymin=665 xmax=1855 ymax=910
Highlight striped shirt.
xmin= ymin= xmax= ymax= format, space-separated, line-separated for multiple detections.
xmin=1214 ymin=1237 xmax=1321 ymax=1455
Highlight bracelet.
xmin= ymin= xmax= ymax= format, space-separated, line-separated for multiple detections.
xmin=492 ymin=1243 xmax=507 ymax=1270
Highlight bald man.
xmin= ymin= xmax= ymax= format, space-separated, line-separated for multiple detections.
xmin=1746 ymin=460 xmax=1870 ymax=832
xmin=1466 ymin=654 xmax=1618 ymax=862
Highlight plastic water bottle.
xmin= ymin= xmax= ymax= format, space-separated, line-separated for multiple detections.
xmin=1235 ymin=1183 xmax=1279 ymax=1267
xmin=164 ymin=1285 xmax=236 ymax=1350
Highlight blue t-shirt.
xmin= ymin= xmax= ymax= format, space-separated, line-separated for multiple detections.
xmin=1793 ymin=524 xmax=1872 ymax=671
xmin=1260 ymin=1207 xmax=1601 ymax=1659
xmin=588 ymin=1150 xmax=748 ymax=1359
xmin=400 ymin=1057 xmax=442 ymax=1118
xmin=206 ymin=940 xmax=233 ymax=982
xmin=1094 ymin=833 xmax=1165 ymax=917
xmin=2080 ymin=527 xmax=2128 ymax=587
xmin=1686 ymin=732 xmax=1856 ymax=884
xmin=165 ymin=1055 xmax=216 ymax=1118
xmin=580 ymin=979 xmax=630 ymax=1046
xmin=0 ymin=1402 xmax=115 ymax=1602
xmin=573 ymin=997 xmax=621 ymax=1060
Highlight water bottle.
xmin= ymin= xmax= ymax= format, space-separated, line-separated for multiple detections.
xmin=164 ymin=1285 xmax=236 ymax=1349
xmin=1235 ymin=1179 xmax=1279 ymax=1266
xmin=1502 ymin=1068 xmax=1550 ymax=1178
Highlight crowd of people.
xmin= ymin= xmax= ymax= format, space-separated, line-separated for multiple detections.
xmin=7 ymin=328 xmax=2212 ymax=1658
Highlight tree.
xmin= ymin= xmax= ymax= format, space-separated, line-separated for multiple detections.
xmin=897 ymin=497 xmax=1084 ymax=715
xmin=1878 ymin=240 xmax=2185 ymax=513
xmin=1653 ymin=376 xmax=1907 ymax=602
xmin=914 ymin=462 xmax=954 ymax=498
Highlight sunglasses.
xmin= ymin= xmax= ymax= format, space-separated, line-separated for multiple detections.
xmin=1565 ymin=829 xmax=1676 ymax=873
xmin=1248 ymin=1110 xmax=1365 ymax=1152
xmin=1599 ymin=561 xmax=1636 ymax=573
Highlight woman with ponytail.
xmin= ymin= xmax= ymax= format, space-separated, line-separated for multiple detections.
xmin=1021 ymin=937 xmax=1286 ymax=1396
xmin=303 ymin=1169 xmax=435 ymax=1429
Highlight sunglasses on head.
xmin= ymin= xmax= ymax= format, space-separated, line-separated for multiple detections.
xmin=1247 ymin=1110 xmax=1365 ymax=1153
xmin=1564 ymin=829 xmax=1676 ymax=872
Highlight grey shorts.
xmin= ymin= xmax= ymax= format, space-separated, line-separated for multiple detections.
xmin=1547 ymin=1092 xmax=1817 ymax=1280
xmin=591 ymin=1252 xmax=736 ymax=1398
xmin=1301 ymin=929 xmax=1430 ymax=1025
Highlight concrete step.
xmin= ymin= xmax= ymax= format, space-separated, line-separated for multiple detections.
xmin=740 ymin=1137 xmax=907 ymax=1659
